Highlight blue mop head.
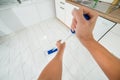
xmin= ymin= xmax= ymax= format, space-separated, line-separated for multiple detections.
xmin=47 ymin=48 xmax=58 ymax=55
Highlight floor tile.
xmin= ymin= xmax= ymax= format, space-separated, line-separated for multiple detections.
xmin=0 ymin=18 xmax=109 ymax=80
xmin=84 ymin=65 xmax=108 ymax=80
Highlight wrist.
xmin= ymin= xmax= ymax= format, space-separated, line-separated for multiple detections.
xmin=58 ymin=50 xmax=64 ymax=54
xmin=80 ymin=37 xmax=96 ymax=47
xmin=55 ymin=51 xmax=64 ymax=60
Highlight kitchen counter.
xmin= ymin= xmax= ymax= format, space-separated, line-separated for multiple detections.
xmin=66 ymin=0 xmax=120 ymax=23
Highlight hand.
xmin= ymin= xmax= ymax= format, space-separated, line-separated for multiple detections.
xmin=56 ymin=40 xmax=65 ymax=54
xmin=71 ymin=6 xmax=98 ymax=43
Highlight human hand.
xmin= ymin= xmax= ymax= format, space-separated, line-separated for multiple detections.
xmin=71 ymin=6 xmax=98 ymax=43
xmin=56 ymin=40 xmax=65 ymax=54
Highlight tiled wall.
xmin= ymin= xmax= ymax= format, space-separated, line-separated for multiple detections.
xmin=0 ymin=0 xmax=55 ymax=36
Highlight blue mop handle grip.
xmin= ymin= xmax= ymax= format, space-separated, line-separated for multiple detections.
xmin=83 ymin=14 xmax=90 ymax=20
xmin=47 ymin=14 xmax=90 ymax=55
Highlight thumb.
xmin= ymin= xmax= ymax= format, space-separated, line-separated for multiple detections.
xmin=72 ymin=8 xmax=86 ymax=24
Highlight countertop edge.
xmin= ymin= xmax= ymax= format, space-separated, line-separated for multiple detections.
xmin=66 ymin=0 xmax=120 ymax=23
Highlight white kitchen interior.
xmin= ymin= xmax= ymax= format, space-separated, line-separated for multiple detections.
xmin=0 ymin=0 xmax=120 ymax=80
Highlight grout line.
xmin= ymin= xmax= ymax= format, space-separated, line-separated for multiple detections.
xmin=98 ymin=22 xmax=117 ymax=42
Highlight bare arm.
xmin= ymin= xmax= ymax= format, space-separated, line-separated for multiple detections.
xmin=83 ymin=38 xmax=120 ymax=80
xmin=72 ymin=7 xmax=120 ymax=80
xmin=38 ymin=40 xmax=65 ymax=80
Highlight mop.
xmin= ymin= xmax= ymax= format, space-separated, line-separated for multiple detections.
xmin=46 ymin=14 xmax=90 ymax=55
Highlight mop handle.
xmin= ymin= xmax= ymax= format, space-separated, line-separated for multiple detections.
xmin=47 ymin=14 xmax=90 ymax=55
xmin=47 ymin=29 xmax=75 ymax=54
xmin=61 ymin=29 xmax=75 ymax=43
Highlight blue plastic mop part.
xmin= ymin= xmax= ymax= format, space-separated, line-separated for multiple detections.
xmin=47 ymin=14 xmax=90 ymax=55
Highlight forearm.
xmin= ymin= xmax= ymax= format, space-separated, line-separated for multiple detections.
xmin=81 ymin=38 xmax=120 ymax=80
xmin=38 ymin=52 xmax=63 ymax=80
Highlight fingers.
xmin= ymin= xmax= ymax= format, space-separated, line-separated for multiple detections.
xmin=56 ymin=40 xmax=61 ymax=46
xmin=57 ymin=40 xmax=61 ymax=43
xmin=82 ymin=6 xmax=98 ymax=30
xmin=56 ymin=40 xmax=65 ymax=52
xmin=72 ymin=6 xmax=98 ymax=31
xmin=72 ymin=8 xmax=85 ymax=24
xmin=82 ymin=6 xmax=98 ymax=17
xmin=71 ymin=18 xmax=77 ymax=30
xmin=82 ymin=6 xmax=98 ymax=22
xmin=72 ymin=6 xmax=98 ymax=23
xmin=56 ymin=40 xmax=65 ymax=46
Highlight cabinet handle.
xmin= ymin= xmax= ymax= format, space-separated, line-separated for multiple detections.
xmin=60 ymin=2 xmax=65 ymax=5
xmin=60 ymin=7 xmax=64 ymax=10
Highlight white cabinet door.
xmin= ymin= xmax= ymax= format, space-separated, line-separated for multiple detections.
xmin=0 ymin=4 xmax=40 ymax=29
xmin=55 ymin=3 xmax=65 ymax=23
xmin=65 ymin=3 xmax=79 ymax=28
xmin=12 ymin=5 xmax=40 ymax=27
xmin=93 ymin=17 xmax=115 ymax=41
xmin=99 ymin=23 xmax=120 ymax=58
xmin=55 ymin=0 xmax=65 ymax=7
xmin=0 ymin=8 xmax=25 ymax=32
xmin=55 ymin=0 xmax=66 ymax=23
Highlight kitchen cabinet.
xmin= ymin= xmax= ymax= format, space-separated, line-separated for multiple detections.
xmin=12 ymin=4 xmax=40 ymax=27
xmin=0 ymin=0 xmax=55 ymax=36
xmin=93 ymin=17 xmax=115 ymax=41
xmin=99 ymin=23 xmax=120 ymax=58
xmin=0 ymin=8 xmax=25 ymax=33
xmin=55 ymin=0 xmax=66 ymax=23
xmin=35 ymin=0 xmax=55 ymax=21
xmin=55 ymin=0 xmax=79 ymax=26
xmin=55 ymin=0 xmax=116 ymax=41
xmin=0 ymin=4 xmax=40 ymax=30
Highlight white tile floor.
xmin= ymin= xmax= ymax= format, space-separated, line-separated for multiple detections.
xmin=99 ymin=23 xmax=120 ymax=59
xmin=0 ymin=18 xmax=108 ymax=80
